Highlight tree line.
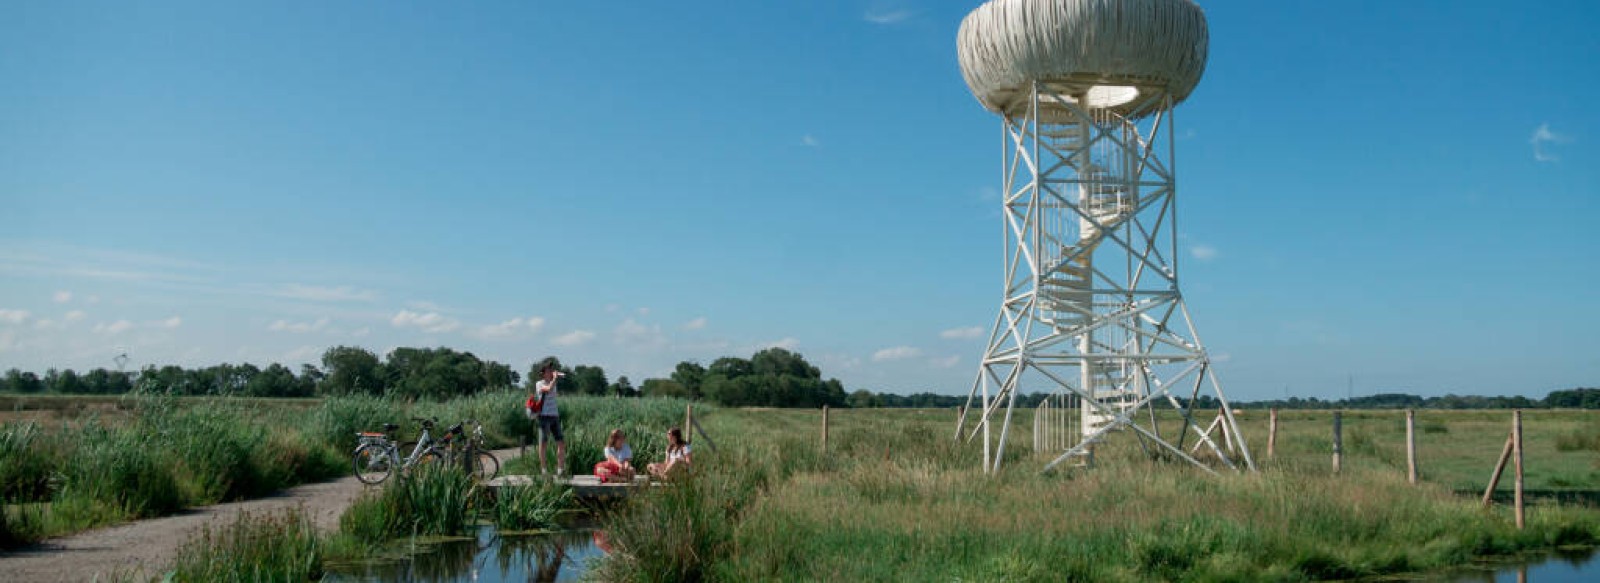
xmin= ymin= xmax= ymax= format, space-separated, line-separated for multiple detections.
xmin=0 ymin=345 xmax=848 ymax=407
xmin=4 ymin=347 xmax=1595 ymax=410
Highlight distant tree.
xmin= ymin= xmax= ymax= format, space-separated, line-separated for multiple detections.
xmin=847 ymin=389 xmax=879 ymax=408
xmin=246 ymin=363 xmax=303 ymax=397
xmin=320 ymin=346 xmax=386 ymax=396
xmin=670 ymin=361 xmax=706 ymax=399
xmin=641 ymin=378 xmax=689 ymax=398
xmin=298 ymin=364 xmax=323 ymax=396
xmin=481 ymin=361 xmax=518 ymax=389
xmin=1546 ymin=388 xmax=1600 ymax=409
xmin=569 ymin=365 xmax=609 ymax=396
xmin=52 ymin=368 xmax=87 ymax=394
xmin=3 ymin=369 xmax=44 ymax=393
xmin=611 ymin=376 xmax=637 ymax=398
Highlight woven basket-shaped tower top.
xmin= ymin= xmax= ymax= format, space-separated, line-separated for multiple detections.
xmin=958 ymin=0 xmax=1208 ymax=119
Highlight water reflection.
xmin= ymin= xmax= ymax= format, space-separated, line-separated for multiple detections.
xmin=1437 ymin=547 xmax=1596 ymax=582
xmin=327 ymin=526 xmax=605 ymax=583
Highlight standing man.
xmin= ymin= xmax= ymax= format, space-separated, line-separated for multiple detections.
xmin=529 ymin=361 xmax=567 ymax=476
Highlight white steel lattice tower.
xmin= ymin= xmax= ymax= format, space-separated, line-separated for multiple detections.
xmin=952 ymin=0 xmax=1255 ymax=474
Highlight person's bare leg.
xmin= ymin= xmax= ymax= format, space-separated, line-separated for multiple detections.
xmin=537 ymin=439 xmax=548 ymax=474
xmin=556 ymin=441 xmax=567 ymax=475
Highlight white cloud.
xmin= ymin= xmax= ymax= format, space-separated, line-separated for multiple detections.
xmin=930 ymin=355 xmax=961 ymax=369
xmin=1190 ymin=245 xmax=1218 ymax=261
xmin=157 ymin=316 xmax=182 ymax=329
xmin=682 ymin=317 xmax=708 ymax=331
xmin=940 ymin=326 xmax=984 ymax=340
xmin=407 ymin=300 xmax=444 ymax=311
xmin=760 ymin=337 xmax=800 ymax=351
xmin=33 ymin=319 xmax=55 ymax=331
xmin=52 ymin=290 xmax=72 ymax=303
xmin=872 ymin=345 xmax=922 ymax=362
xmin=0 ymin=309 xmax=30 ymax=325
xmin=553 ymin=330 xmax=596 ymax=346
xmin=637 ymin=307 xmax=651 ymax=316
xmin=614 ymin=318 xmax=667 ymax=348
xmin=351 ymin=327 xmax=371 ymax=338
xmin=864 ymin=9 xmax=913 ymax=24
xmin=283 ymin=345 xmax=321 ymax=363
xmin=390 ymin=310 xmax=460 ymax=333
xmin=801 ymin=134 xmax=821 ymax=147
xmin=1210 ymin=352 xmax=1233 ymax=363
xmin=1530 ymin=122 xmax=1571 ymax=162
xmin=476 ymin=316 xmax=544 ymax=339
xmin=64 ymin=310 xmax=87 ymax=323
xmin=270 ymin=317 xmax=330 ymax=333
xmin=94 ymin=320 xmax=134 ymax=335
xmin=276 ymin=284 xmax=377 ymax=302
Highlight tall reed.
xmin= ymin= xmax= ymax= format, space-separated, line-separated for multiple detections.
xmin=166 ymin=508 xmax=323 ymax=583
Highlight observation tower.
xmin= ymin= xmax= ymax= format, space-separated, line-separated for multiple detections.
xmin=951 ymin=0 xmax=1254 ymax=473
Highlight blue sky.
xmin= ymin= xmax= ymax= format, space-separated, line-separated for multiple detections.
xmin=1 ymin=1 xmax=1595 ymax=400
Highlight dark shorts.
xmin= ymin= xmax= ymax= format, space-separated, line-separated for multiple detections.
xmin=537 ymin=415 xmax=564 ymax=442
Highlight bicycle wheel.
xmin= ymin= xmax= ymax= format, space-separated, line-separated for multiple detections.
xmin=353 ymin=444 xmax=394 ymax=485
xmin=402 ymin=447 xmax=446 ymax=477
xmin=472 ymin=451 xmax=500 ymax=480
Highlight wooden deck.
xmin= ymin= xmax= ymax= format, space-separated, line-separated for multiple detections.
xmin=484 ymin=474 xmax=656 ymax=499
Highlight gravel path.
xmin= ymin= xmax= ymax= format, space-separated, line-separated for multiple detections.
xmin=0 ymin=446 xmax=528 ymax=582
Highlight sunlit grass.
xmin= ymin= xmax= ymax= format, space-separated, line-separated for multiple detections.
xmin=597 ymin=407 xmax=1600 ymax=581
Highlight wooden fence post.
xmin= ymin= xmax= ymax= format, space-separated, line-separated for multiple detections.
xmin=1406 ymin=409 xmax=1418 ymax=484
xmin=1481 ymin=433 xmax=1514 ymax=507
xmin=821 ymin=405 xmax=830 ymax=452
xmin=685 ymin=404 xmax=693 ymax=439
xmin=519 ymin=434 xmax=526 ymax=459
xmin=1332 ymin=411 xmax=1343 ymax=475
xmin=1267 ymin=408 xmax=1278 ymax=460
xmin=1514 ymin=409 xmax=1525 ymax=530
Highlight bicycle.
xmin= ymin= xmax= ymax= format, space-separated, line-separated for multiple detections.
xmin=463 ymin=419 xmax=500 ymax=480
xmin=439 ymin=418 xmax=499 ymax=481
xmin=352 ymin=417 xmax=448 ymax=485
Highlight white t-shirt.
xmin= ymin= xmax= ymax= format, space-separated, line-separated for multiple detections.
xmin=535 ymin=379 xmax=559 ymax=417
xmin=605 ymin=443 xmax=632 ymax=463
xmin=667 ymin=444 xmax=691 ymax=463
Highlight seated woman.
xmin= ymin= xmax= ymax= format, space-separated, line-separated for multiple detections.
xmin=647 ymin=427 xmax=692 ymax=480
xmin=593 ymin=429 xmax=635 ymax=483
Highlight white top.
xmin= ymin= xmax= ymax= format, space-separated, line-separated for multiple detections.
xmin=667 ymin=444 xmax=691 ymax=464
xmin=957 ymin=0 xmax=1208 ymax=119
xmin=535 ymin=379 xmax=558 ymax=417
xmin=605 ymin=443 xmax=632 ymax=463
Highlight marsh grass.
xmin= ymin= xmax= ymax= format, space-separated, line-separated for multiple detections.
xmin=338 ymin=464 xmax=477 ymax=548
xmin=493 ymin=480 xmax=575 ymax=532
xmin=165 ymin=508 xmax=323 ymax=583
xmin=598 ymin=408 xmax=1600 ymax=582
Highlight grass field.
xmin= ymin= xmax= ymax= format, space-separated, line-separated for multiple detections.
xmin=596 ymin=407 xmax=1600 ymax=582
xmin=0 ymin=390 xmax=700 ymax=548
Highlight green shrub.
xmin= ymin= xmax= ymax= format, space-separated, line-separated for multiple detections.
xmin=0 ymin=423 xmax=58 ymax=501
xmin=62 ymin=430 xmax=183 ymax=519
xmin=166 ymin=508 xmax=322 ymax=583
xmin=337 ymin=492 xmax=391 ymax=547
xmin=0 ymin=499 xmax=46 ymax=548
xmin=337 ymin=464 xmax=476 ymax=544
xmin=493 ymin=481 xmax=573 ymax=531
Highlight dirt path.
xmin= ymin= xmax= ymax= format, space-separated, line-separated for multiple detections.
xmin=0 ymin=446 xmax=528 ymax=582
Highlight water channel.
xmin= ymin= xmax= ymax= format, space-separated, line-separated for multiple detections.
xmin=325 ymin=528 xmax=1592 ymax=582
xmin=1434 ymin=547 xmax=1597 ymax=582
xmin=326 ymin=526 xmax=604 ymax=583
